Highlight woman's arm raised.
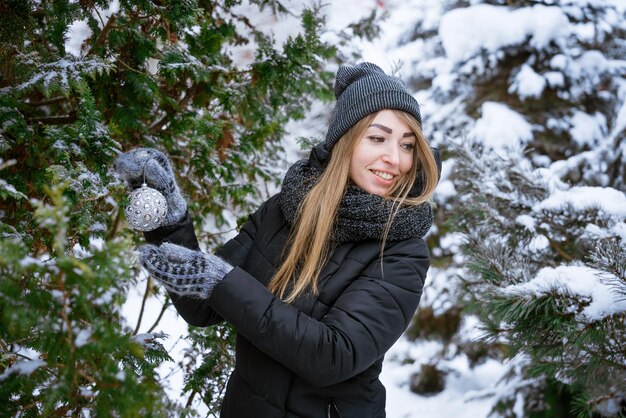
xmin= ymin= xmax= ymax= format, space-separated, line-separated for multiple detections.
xmin=140 ymin=196 xmax=273 ymax=327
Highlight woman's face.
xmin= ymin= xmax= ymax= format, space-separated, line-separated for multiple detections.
xmin=349 ymin=110 xmax=415 ymax=196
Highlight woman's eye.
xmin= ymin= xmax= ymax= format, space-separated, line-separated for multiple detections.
xmin=368 ymin=136 xmax=385 ymax=143
xmin=401 ymin=143 xmax=415 ymax=151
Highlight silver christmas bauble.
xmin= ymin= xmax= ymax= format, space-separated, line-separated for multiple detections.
xmin=124 ymin=184 xmax=168 ymax=232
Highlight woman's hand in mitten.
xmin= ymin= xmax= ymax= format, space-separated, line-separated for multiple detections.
xmin=114 ymin=148 xmax=187 ymax=226
xmin=138 ymin=243 xmax=233 ymax=299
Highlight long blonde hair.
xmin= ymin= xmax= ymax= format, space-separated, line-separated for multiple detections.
xmin=268 ymin=110 xmax=438 ymax=303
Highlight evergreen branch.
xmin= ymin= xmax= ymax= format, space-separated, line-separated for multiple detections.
xmin=78 ymin=369 xmax=96 ymax=384
xmin=24 ymin=96 xmax=69 ymax=107
xmin=148 ymin=85 xmax=200 ymax=134
xmin=547 ymin=238 xmax=575 ymax=261
xmin=14 ymin=352 xmax=34 ymax=362
xmin=147 ymin=295 xmax=170 ymax=333
xmin=2 ymin=1 xmax=346 ymax=413
xmin=133 ymin=277 xmax=153 ymax=335
xmin=87 ymin=12 xmax=117 ymax=56
xmin=56 ymin=272 xmax=75 ymax=355
xmin=27 ymin=113 xmax=77 ymax=125
xmin=106 ymin=208 xmax=123 ymax=242
xmin=228 ymin=11 xmax=255 ymax=31
xmin=185 ymin=389 xmax=197 ymax=409
xmin=115 ymin=57 xmax=153 ymax=76
xmin=213 ymin=335 xmax=232 ymax=404
xmin=197 ymin=227 xmax=239 ymax=239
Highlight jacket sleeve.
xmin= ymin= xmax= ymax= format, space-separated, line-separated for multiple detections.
xmin=214 ymin=196 xmax=273 ymax=268
xmin=208 ymin=237 xmax=430 ymax=387
xmin=142 ymin=201 xmax=267 ymax=327
xmin=142 ymin=212 xmax=221 ymax=326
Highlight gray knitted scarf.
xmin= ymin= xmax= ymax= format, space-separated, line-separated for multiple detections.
xmin=279 ymin=159 xmax=433 ymax=243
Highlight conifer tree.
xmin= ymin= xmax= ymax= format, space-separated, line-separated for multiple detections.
xmin=392 ymin=0 xmax=625 ymax=416
xmin=0 ymin=0 xmax=336 ymax=415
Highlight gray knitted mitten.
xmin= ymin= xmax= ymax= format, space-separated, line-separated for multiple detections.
xmin=114 ymin=148 xmax=187 ymax=226
xmin=138 ymin=243 xmax=233 ymax=299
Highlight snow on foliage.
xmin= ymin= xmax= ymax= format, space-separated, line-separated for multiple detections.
xmin=0 ymin=360 xmax=47 ymax=381
xmin=132 ymin=332 xmax=169 ymax=351
xmin=469 ymin=102 xmax=534 ymax=150
xmin=439 ymin=5 xmax=569 ymax=64
xmin=508 ymin=64 xmax=546 ymax=100
xmin=349 ymin=0 xmax=626 ymax=416
xmin=533 ymin=186 xmax=626 ymax=218
xmin=1 ymin=55 xmax=113 ymax=96
xmin=502 ymin=265 xmax=626 ymax=322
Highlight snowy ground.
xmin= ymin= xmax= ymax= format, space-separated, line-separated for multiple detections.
xmin=381 ymin=338 xmax=503 ymax=418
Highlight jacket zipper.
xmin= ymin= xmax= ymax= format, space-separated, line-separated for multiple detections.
xmin=327 ymin=400 xmax=341 ymax=418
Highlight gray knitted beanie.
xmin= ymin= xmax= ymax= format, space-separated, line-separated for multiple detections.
xmin=324 ymin=62 xmax=422 ymax=150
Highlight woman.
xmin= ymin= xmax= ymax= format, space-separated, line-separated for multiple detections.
xmin=115 ymin=62 xmax=440 ymax=417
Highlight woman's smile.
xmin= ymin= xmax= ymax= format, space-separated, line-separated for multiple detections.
xmin=370 ymin=169 xmax=396 ymax=181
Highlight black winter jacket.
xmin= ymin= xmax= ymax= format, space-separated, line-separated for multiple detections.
xmin=146 ymin=192 xmax=430 ymax=417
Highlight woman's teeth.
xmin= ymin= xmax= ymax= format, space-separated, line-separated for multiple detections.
xmin=372 ymin=170 xmax=394 ymax=180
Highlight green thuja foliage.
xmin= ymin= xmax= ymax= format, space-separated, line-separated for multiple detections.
xmin=0 ymin=180 xmax=173 ymax=416
xmin=181 ymin=324 xmax=236 ymax=416
xmin=1 ymin=0 xmax=337 ymax=414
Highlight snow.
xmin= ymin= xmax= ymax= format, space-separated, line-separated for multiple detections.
xmin=75 ymin=327 xmax=93 ymax=348
xmin=65 ymin=20 xmax=91 ymax=57
xmin=509 ymin=64 xmax=546 ymax=100
xmin=528 ymin=235 xmax=550 ymax=252
xmin=469 ymin=102 xmax=534 ymax=150
xmin=19 ymin=255 xmax=41 ymax=267
xmin=568 ymin=110 xmax=607 ymax=147
xmin=545 ymin=150 xmax=598 ymax=182
xmin=612 ymin=222 xmax=626 ymax=242
xmin=439 ymin=5 xmax=569 ymax=64
xmin=65 ymin=1 xmax=119 ymax=57
xmin=123 ymin=280 xmax=191 ymax=408
xmin=0 ymin=359 xmax=47 ymax=381
xmin=439 ymin=232 xmax=463 ymax=254
xmin=421 ymin=267 xmax=462 ymax=315
xmin=382 ymin=337 xmax=506 ymax=418
xmin=516 ymin=215 xmax=536 ymax=232
xmin=610 ymin=80 xmax=626 ymax=139
xmin=93 ymin=287 xmax=117 ymax=305
xmin=435 ymin=158 xmax=457 ymax=202
xmin=5 ymin=56 xmax=112 ymax=95
xmin=502 ymin=265 xmax=626 ymax=322
xmin=553 ymin=50 xmax=615 ymax=99
xmin=435 ymin=180 xmax=456 ymax=201
xmin=534 ymin=186 xmax=626 ymax=218
xmin=544 ymin=71 xmax=565 ymax=88
xmin=0 ymin=179 xmax=25 ymax=197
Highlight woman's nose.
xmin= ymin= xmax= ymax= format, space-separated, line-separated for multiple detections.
xmin=381 ymin=144 xmax=400 ymax=165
